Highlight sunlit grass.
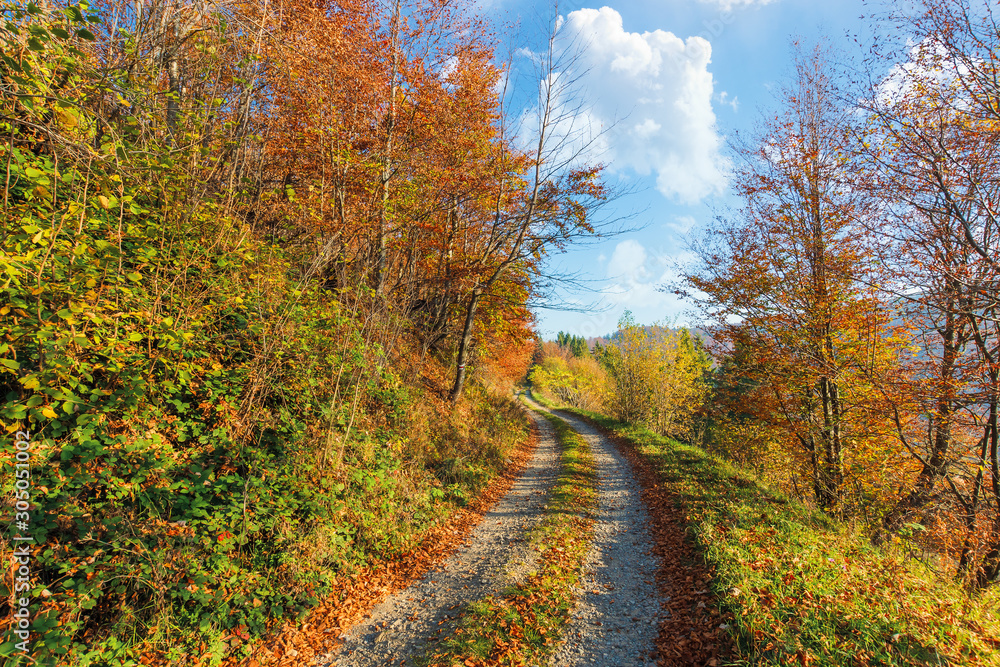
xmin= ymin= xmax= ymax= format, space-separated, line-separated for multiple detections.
xmin=568 ymin=409 xmax=1000 ymax=667
xmin=419 ymin=409 xmax=597 ymax=667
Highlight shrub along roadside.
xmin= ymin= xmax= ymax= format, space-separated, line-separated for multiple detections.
xmin=559 ymin=408 xmax=1000 ymax=667
xmin=0 ymin=5 xmax=533 ymax=663
xmin=420 ymin=407 xmax=597 ymax=667
xmin=214 ymin=421 xmax=540 ymax=667
xmin=1 ymin=4 xmax=537 ymax=664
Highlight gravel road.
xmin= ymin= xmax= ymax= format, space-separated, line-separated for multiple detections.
xmin=547 ymin=408 xmax=663 ymax=667
xmin=319 ymin=410 xmax=561 ymax=667
xmin=319 ymin=402 xmax=663 ymax=667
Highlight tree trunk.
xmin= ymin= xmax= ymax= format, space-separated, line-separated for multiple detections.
xmin=449 ymin=285 xmax=482 ymax=403
xmin=957 ymin=426 xmax=990 ymax=578
xmin=979 ymin=526 xmax=1000 ymax=588
xmin=374 ymin=0 xmax=401 ymax=295
xmin=166 ymin=54 xmax=181 ymax=136
xmin=876 ymin=312 xmax=960 ymax=545
xmin=816 ymin=373 xmax=844 ymax=513
xmin=979 ymin=396 xmax=1000 ymax=587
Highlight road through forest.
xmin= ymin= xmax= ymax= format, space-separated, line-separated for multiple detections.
xmin=319 ymin=399 xmax=664 ymax=666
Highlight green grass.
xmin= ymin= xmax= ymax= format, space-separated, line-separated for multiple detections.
xmin=559 ymin=408 xmax=1000 ymax=667
xmin=420 ymin=408 xmax=597 ymax=667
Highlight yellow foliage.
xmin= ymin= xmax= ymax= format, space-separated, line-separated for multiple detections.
xmin=530 ymin=346 xmax=608 ymax=412
xmin=602 ymin=313 xmax=711 ymax=439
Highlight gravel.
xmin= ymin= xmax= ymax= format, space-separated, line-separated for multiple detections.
xmin=318 ymin=411 xmax=562 ymax=667
xmin=547 ymin=409 xmax=663 ymax=667
xmin=317 ymin=403 xmax=664 ymax=667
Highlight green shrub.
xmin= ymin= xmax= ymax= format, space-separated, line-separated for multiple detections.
xmin=0 ymin=5 xmax=530 ymax=663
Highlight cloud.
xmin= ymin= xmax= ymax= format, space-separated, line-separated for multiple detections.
xmin=717 ymin=90 xmax=739 ymax=112
xmin=667 ymin=215 xmax=698 ymax=234
xmin=607 ymin=239 xmax=652 ymax=285
xmin=603 ymin=239 xmax=691 ymax=311
xmin=551 ymin=7 xmax=728 ymax=204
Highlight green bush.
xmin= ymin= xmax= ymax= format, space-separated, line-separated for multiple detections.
xmin=0 ymin=5 xmax=529 ymax=663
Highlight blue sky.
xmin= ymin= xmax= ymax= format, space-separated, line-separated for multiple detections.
xmin=480 ymin=0 xmax=875 ymax=340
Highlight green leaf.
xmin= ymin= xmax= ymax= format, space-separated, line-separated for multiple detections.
xmin=76 ymin=28 xmax=95 ymax=41
xmin=127 ymin=332 xmax=143 ymax=342
xmin=24 ymin=167 xmax=42 ymax=178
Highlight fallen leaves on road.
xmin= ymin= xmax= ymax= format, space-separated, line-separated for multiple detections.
xmin=578 ymin=416 xmax=733 ymax=667
xmin=206 ymin=426 xmax=540 ymax=667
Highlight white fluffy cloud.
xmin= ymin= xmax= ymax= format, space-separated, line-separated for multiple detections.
xmin=554 ymin=7 xmax=728 ymax=204
xmin=607 ymin=239 xmax=652 ymax=286
xmin=603 ymin=239 xmax=691 ymax=313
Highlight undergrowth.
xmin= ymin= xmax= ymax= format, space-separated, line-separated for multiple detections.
xmin=565 ymin=407 xmax=1000 ymax=667
xmin=0 ymin=4 xmax=529 ymax=663
xmin=420 ymin=406 xmax=597 ymax=667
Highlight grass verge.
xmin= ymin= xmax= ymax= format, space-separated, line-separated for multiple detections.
xmin=219 ymin=415 xmax=538 ymax=667
xmin=559 ymin=408 xmax=1000 ymax=667
xmin=420 ymin=407 xmax=597 ymax=667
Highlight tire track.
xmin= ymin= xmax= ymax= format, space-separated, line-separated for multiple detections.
xmin=319 ymin=410 xmax=562 ymax=667
xmin=546 ymin=407 xmax=663 ymax=667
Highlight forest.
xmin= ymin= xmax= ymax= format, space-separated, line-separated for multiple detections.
xmin=535 ymin=0 xmax=1000 ymax=595
xmin=2 ymin=0 xmax=1000 ymax=664
xmin=0 ymin=0 xmax=611 ymax=661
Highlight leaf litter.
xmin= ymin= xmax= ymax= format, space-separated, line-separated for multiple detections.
xmin=215 ymin=422 xmax=543 ymax=667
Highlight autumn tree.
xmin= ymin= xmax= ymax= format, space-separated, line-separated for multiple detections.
xmin=444 ymin=13 xmax=613 ymax=403
xmin=530 ymin=341 xmax=608 ymax=411
xmin=860 ymin=1 xmax=1000 ymax=584
xmin=599 ymin=313 xmax=710 ymax=439
xmin=684 ymin=46 xmax=894 ymax=514
xmin=234 ymin=0 xmax=606 ymax=405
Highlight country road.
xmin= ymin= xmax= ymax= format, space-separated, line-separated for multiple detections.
xmin=320 ymin=399 xmax=665 ymax=667
xmin=546 ymin=406 xmax=662 ymax=667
